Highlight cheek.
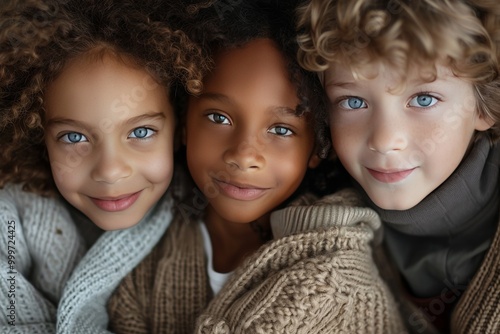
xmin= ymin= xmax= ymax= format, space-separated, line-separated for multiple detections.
xmin=186 ymin=131 xmax=220 ymax=169
xmin=330 ymin=126 xmax=351 ymax=158
xmin=272 ymin=152 xmax=308 ymax=187
xmin=49 ymin=162 xmax=86 ymax=202
xmin=142 ymin=146 xmax=175 ymax=184
xmin=426 ymin=130 xmax=470 ymax=173
xmin=46 ymin=146 xmax=89 ymax=192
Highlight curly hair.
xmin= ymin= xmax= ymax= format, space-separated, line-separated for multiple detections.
xmin=0 ymin=0 xmax=211 ymax=196
xmin=297 ymin=0 xmax=500 ymax=141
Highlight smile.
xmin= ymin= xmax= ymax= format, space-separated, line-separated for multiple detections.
xmin=366 ymin=168 xmax=416 ymax=183
xmin=89 ymin=190 xmax=142 ymax=212
xmin=213 ymin=179 xmax=269 ymax=201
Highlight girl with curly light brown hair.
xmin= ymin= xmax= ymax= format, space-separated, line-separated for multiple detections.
xmin=297 ymin=0 xmax=500 ymax=333
xmin=0 ymin=0 xmax=209 ymax=331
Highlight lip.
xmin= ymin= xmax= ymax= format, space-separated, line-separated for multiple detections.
xmin=366 ymin=167 xmax=416 ymax=183
xmin=213 ymin=179 xmax=269 ymax=201
xmin=89 ymin=190 xmax=142 ymax=212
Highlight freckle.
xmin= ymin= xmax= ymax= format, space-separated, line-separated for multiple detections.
xmin=55 ymin=228 xmax=62 ymax=235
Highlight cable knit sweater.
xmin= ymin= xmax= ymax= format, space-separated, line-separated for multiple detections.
xmin=108 ymin=189 xmax=406 ymax=333
xmin=0 ymin=184 xmax=87 ymax=334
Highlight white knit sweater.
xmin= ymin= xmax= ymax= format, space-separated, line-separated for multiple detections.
xmin=0 ymin=183 xmax=173 ymax=334
xmin=0 ymin=184 xmax=87 ymax=333
xmin=56 ymin=193 xmax=173 ymax=333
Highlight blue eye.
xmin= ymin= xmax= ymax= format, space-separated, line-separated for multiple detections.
xmin=269 ymin=126 xmax=293 ymax=136
xmin=409 ymin=94 xmax=438 ymax=108
xmin=207 ymin=113 xmax=230 ymax=125
xmin=60 ymin=132 xmax=88 ymax=143
xmin=128 ymin=127 xmax=155 ymax=139
xmin=339 ymin=97 xmax=367 ymax=110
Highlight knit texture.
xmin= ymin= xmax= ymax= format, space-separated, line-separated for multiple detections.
xmin=0 ymin=184 xmax=87 ymax=334
xmin=107 ymin=214 xmax=210 ymax=334
xmin=108 ymin=188 xmax=406 ymax=333
xmin=56 ymin=193 xmax=173 ymax=334
xmin=196 ymin=189 xmax=405 ymax=333
xmin=451 ymin=220 xmax=500 ymax=334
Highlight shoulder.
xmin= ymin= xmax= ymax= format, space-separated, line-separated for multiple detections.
xmin=271 ymin=188 xmax=381 ymax=239
xmin=451 ymin=219 xmax=500 ymax=332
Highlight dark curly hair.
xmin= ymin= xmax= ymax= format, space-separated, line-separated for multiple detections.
xmin=188 ymin=0 xmax=331 ymax=160
xmin=0 ymin=0 xmax=211 ymax=196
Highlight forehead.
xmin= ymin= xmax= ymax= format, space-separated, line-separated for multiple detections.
xmin=44 ymin=53 xmax=171 ymax=123
xmin=203 ymin=38 xmax=296 ymax=98
xmin=324 ymin=60 xmax=458 ymax=88
xmin=49 ymin=54 xmax=148 ymax=92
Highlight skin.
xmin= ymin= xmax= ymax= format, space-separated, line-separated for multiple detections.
xmin=325 ymin=62 xmax=492 ymax=210
xmin=44 ymin=52 xmax=175 ymax=230
xmin=185 ymin=38 xmax=320 ymax=272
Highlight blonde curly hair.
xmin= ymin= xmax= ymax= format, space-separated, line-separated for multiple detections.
xmin=297 ymin=0 xmax=500 ymax=141
xmin=0 ymin=0 xmax=211 ymax=196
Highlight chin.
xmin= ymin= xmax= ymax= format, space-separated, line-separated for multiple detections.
xmin=370 ymin=196 xmax=423 ymax=211
xmin=213 ymin=207 xmax=262 ymax=225
xmin=223 ymin=214 xmax=260 ymax=225
xmin=90 ymin=216 xmax=141 ymax=231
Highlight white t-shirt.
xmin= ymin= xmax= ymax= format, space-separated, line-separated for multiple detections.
xmin=199 ymin=222 xmax=231 ymax=295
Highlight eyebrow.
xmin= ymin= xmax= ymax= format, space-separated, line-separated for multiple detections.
xmin=198 ymin=92 xmax=299 ymax=117
xmin=124 ymin=112 xmax=166 ymax=126
xmin=326 ymin=76 xmax=446 ymax=89
xmin=197 ymin=92 xmax=235 ymax=106
xmin=325 ymin=81 xmax=358 ymax=89
xmin=45 ymin=112 xmax=166 ymax=130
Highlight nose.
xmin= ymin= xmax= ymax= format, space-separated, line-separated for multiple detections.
xmin=368 ymin=110 xmax=408 ymax=154
xmin=223 ymin=134 xmax=265 ymax=171
xmin=90 ymin=143 xmax=132 ymax=184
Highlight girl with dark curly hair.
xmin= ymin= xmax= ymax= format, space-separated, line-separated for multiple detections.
xmin=103 ymin=1 xmax=404 ymax=333
xmin=0 ymin=0 xmax=208 ymax=331
xmin=0 ymin=0 xmax=208 ymax=230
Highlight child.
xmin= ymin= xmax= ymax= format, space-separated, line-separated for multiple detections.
xmin=297 ymin=0 xmax=500 ymax=332
xmin=106 ymin=1 xmax=405 ymax=333
xmin=0 ymin=0 xmax=207 ymax=331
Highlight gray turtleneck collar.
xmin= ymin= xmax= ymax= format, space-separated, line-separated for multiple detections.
xmin=367 ymin=134 xmax=500 ymax=297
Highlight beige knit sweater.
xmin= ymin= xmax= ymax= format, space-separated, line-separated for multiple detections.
xmin=450 ymin=221 xmax=500 ymax=333
xmin=108 ymin=189 xmax=405 ymax=333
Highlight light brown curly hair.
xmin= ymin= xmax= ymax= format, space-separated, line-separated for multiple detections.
xmin=297 ymin=0 xmax=500 ymax=141
xmin=0 ymin=0 xmax=211 ymax=196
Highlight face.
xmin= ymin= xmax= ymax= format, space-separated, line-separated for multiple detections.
xmin=325 ymin=62 xmax=492 ymax=210
xmin=44 ymin=53 xmax=175 ymax=230
xmin=185 ymin=38 xmax=319 ymax=225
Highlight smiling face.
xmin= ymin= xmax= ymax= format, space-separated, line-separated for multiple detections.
xmin=326 ymin=62 xmax=492 ymax=210
xmin=185 ymin=38 xmax=319 ymax=225
xmin=44 ymin=53 xmax=175 ymax=230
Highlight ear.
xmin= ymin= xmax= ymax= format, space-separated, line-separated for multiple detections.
xmin=475 ymin=113 xmax=494 ymax=131
xmin=308 ymin=153 xmax=322 ymax=169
